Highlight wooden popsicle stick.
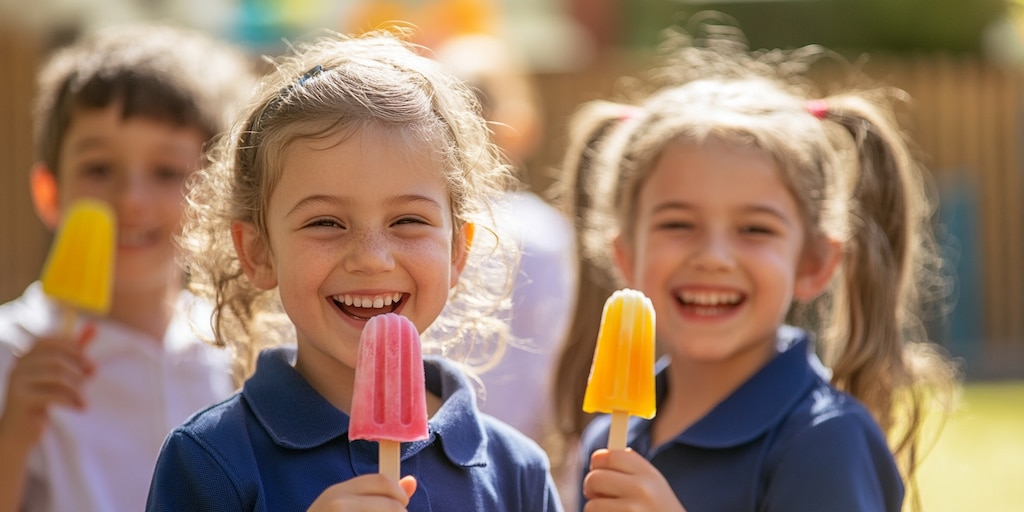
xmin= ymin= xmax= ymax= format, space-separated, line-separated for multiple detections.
xmin=58 ymin=305 xmax=77 ymax=337
xmin=379 ymin=440 xmax=400 ymax=482
xmin=608 ymin=410 xmax=629 ymax=450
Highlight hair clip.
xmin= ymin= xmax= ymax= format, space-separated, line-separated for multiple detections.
xmin=805 ymin=99 xmax=829 ymax=120
xmin=296 ymin=64 xmax=324 ymax=86
xmin=247 ymin=64 xmax=327 ymax=140
xmin=277 ymin=65 xmax=325 ymax=99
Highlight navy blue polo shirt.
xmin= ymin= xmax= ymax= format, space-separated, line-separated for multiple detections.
xmin=147 ymin=346 xmax=562 ymax=511
xmin=579 ymin=327 xmax=903 ymax=512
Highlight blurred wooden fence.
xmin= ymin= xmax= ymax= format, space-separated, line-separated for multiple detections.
xmin=875 ymin=57 xmax=1024 ymax=363
xmin=1 ymin=24 xmax=1021 ymax=374
xmin=0 ymin=25 xmax=50 ymax=308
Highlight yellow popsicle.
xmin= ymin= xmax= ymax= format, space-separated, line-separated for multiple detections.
xmin=40 ymin=199 xmax=116 ymax=331
xmin=582 ymin=288 xmax=656 ymax=449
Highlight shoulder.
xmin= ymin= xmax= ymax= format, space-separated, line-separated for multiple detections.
xmin=762 ymin=382 xmax=904 ymax=511
xmin=169 ymin=392 xmax=251 ymax=449
xmin=473 ymin=413 xmax=563 ymax=511
xmin=149 ymin=393 xmax=255 ymax=509
xmin=155 ymin=393 xmax=254 ymax=476
xmin=774 ymin=382 xmax=886 ymax=448
xmin=479 ymin=413 xmax=552 ymax=469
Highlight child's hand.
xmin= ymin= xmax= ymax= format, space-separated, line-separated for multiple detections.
xmin=582 ymin=448 xmax=687 ymax=512
xmin=0 ymin=324 xmax=97 ymax=449
xmin=307 ymin=474 xmax=417 ymax=511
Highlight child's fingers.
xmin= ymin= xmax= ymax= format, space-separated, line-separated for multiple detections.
xmin=9 ymin=341 xmax=93 ymax=408
xmin=589 ymin=447 xmax=647 ymax=472
xmin=77 ymin=322 xmax=98 ymax=348
xmin=307 ymin=473 xmax=411 ymax=511
xmin=584 ymin=448 xmax=689 ymax=512
xmin=583 ymin=464 xmax=632 ymax=501
xmin=399 ymin=475 xmax=417 ymax=500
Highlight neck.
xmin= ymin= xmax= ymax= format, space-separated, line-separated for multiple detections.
xmin=651 ymin=343 xmax=777 ymax=448
xmin=105 ymin=273 xmax=183 ymax=342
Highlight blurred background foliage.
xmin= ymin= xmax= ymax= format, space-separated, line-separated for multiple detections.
xmin=624 ymin=0 xmax=1010 ymax=54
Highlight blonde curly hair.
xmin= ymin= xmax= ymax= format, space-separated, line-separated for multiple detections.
xmin=178 ymin=29 xmax=518 ymax=384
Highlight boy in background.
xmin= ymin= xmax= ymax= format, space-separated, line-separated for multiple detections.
xmin=0 ymin=23 xmax=256 ymax=512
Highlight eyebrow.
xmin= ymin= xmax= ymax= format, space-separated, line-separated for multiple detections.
xmin=67 ymin=136 xmax=108 ymax=155
xmin=651 ymin=201 xmax=794 ymax=226
xmin=287 ymin=193 xmax=445 ymax=217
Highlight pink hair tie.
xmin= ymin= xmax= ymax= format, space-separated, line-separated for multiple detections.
xmin=620 ymin=106 xmax=642 ymax=121
xmin=805 ymin=99 xmax=829 ymax=120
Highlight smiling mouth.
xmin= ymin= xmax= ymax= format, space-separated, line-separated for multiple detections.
xmin=331 ymin=293 xmax=404 ymax=320
xmin=676 ymin=290 xmax=744 ymax=316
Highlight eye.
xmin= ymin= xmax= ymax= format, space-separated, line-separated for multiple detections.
xmin=78 ymin=162 xmax=113 ymax=180
xmin=655 ymin=220 xmax=695 ymax=231
xmin=154 ymin=165 xmax=189 ymax=184
xmin=393 ymin=216 xmax=429 ymax=227
xmin=740 ymin=224 xmax=777 ymax=236
xmin=305 ymin=217 xmax=343 ymax=229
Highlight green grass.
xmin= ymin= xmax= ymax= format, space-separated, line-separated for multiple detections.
xmin=914 ymin=381 xmax=1024 ymax=512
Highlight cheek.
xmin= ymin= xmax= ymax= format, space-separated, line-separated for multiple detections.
xmin=749 ymin=245 xmax=801 ymax=292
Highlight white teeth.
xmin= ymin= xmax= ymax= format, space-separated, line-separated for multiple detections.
xmin=680 ymin=291 xmax=741 ymax=306
xmin=335 ymin=293 xmax=402 ymax=308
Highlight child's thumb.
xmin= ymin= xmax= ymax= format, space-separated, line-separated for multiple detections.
xmin=398 ymin=475 xmax=417 ymax=500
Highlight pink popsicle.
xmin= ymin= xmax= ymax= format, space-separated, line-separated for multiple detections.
xmin=349 ymin=313 xmax=428 ymax=482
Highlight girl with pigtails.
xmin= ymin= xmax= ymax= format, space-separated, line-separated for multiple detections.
xmin=553 ymin=19 xmax=958 ymax=512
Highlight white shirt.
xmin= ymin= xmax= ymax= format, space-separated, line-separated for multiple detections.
xmin=0 ymin=282 xmax=234 ymax=512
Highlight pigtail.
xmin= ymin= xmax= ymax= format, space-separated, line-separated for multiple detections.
xmin=818 ymin=93 xmax=958 ymax=491
xmin=547 ymin=101 xmax=635 ymax=471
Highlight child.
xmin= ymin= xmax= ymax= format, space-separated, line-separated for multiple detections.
xmin=145 ymin=30 xmax=563 ymax=511
xmin=0 ymin=24 xmax=256 ymax=512
xmin=558 ymin=26 xmax=957 ymax=512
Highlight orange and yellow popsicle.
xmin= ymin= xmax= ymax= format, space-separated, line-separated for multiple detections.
xmin=350 ymin=313 xmax=429 ymax=482
xmin=40 ymin=198 xmax=116 ymax=334
xmin=583 ymin=288 xmax=656 ymax=450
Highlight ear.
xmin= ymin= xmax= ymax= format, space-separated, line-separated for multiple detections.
xmin=449 ymin=222 xmax=473 ymax=288
xmin=231 ymin=221 xmax=277 ymax=290
xmin=612 ymin=234 xmax=636 ymax=286
xmin=30 ymin=163 xmax=61 ymax=230
xmin=794 ymin=237 xmax=841 ymax=302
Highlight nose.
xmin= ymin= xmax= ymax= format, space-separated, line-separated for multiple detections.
xmin=689 ymin=230 xmax=736 ymax=271
xmin=111 ymin=171 xmax=153 ymax=213
xmin=342 ymin=230 xmax=396 ymax=275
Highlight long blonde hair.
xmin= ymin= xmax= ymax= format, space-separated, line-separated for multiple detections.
xmin=552 ymin=22 xmax=958 ymax=497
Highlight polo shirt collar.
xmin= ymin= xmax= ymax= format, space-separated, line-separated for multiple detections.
xmin=637 ymin=326 xmax=819 ymax=451
xmin=242 ymin=346 xmax=488 ymax=466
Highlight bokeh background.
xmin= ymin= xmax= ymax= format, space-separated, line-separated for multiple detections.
xmin=0 ymin=1 xmax=1021 ymax=509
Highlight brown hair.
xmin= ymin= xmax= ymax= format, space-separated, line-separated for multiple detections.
xmin=33 ymin=23 xmax=257 ymax=174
